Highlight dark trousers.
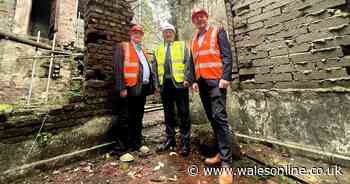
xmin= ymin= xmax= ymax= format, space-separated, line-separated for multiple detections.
xmin=110 ymin=94 xmax=128 ymax=147
xmin=198 ymin=78 xmax=241 ymax=165
xmin=160 ymin=79 xmax=191 ymax=148
xmin=111 ymin=85 xmax=148 ymax=150
xmin=126 ymin=94 xmax=146 ymax=148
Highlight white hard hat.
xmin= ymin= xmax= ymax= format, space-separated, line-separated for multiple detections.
xmin=161 ymin=23 xmax=176 ymax=32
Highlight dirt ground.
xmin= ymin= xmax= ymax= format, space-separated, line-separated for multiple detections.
xmin=13 ymin=111 xmax=296 ymax=184
xmin=17 ymin=146 xmax=287 ymax=184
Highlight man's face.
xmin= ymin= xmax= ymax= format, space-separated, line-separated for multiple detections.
xmin=193 ymin=13 xmax=208 ymax=30
xmin=130 ymin=31 xmax=143 ymax=44
xmin=163 ymin=30 xmax=175 ymax=43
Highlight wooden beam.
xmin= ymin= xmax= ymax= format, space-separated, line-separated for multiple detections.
xmin=125 ymin=0 xmax=138 ymax=3
xmin=0 ymin=31 xmax=53 ymax=50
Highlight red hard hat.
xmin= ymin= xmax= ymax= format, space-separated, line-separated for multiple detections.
xmin=191 ymin=8 xmax=208 ymax=22
xmin=128 ymin=24 xmax=144 ymax=35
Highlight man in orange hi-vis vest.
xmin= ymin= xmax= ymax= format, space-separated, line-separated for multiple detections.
xmin=111 ymin=24 xmax=155 ymax=154
xmin=191 ymin=8 xmax=242 ymax=184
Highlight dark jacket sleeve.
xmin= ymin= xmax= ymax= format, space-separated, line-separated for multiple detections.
xmin=218 ymin=28 xmax=234 ymax=81
xmin=184 ymin=44 xmax=194 ymax=83
xmin=113 ymin=43 xmax=126 ymax=91
xmin=151 ymin=51 xmax=160 ymax=89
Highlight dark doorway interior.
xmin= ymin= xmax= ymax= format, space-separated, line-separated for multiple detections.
xmin=29 ymin=0 xmax=54 ymax=39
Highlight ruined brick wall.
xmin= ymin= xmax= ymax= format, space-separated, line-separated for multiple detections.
xmin=0 ymin=42 xmax=75 ymax=104
xmin=83 ymin=0 xmax=132 ymax=97
xmin=225 ymin=0 xmax=350 ymax=89
xmin=1 ymin=0 xmax=81 ymax=45
xmin=0 ymin=0 xmax=134 ymax=175
xmin=0 ymin=0 xmax=133 ymax=144
xmin=0 ymin=0 xmax=86 ymax=104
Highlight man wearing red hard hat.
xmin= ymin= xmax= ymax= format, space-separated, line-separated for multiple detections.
xmin=190 ymin=8 xmax=242 ymax=184
xmin=128 ymin=24 xmax=144 ymax=35
xmin=111 ymin=24 xmax=156 ymax=154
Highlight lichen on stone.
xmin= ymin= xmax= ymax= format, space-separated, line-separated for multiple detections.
xmin=0 ymin=104 xmax=14 ymax=115
xmin=334 ymin=10 xmax=349 ymax=17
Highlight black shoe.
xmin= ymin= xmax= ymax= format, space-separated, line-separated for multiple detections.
xmin=180 ymin=148 xmax=190 ymax=157
xmin=115 ymin=140 xmax=128 ymax=150
xmin=157 ymin=139 xmax=176 ymax=152
xmin=130 ymin=142 xmax=142 ymax=151
xmin=109 ymin=140 xmax=128 ymax=156
xmin=130 ymin=136 xmax=145 ymax=151
xmin=180 ymin=143 xmax=190 ymax=157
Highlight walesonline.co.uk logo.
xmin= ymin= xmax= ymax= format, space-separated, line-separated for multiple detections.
xmin=188 ymin=165 xmax=343 ymax=176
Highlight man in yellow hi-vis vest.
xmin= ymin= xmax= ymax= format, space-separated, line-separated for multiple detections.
xmin=153 ymin=23 xmax=194 ymax=157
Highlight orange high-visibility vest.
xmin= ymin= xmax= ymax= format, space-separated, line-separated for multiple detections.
xmin=122 ymin=42 xmax=140 ymax=87
xmin=192 ymin=26 xmax=223 ymax=80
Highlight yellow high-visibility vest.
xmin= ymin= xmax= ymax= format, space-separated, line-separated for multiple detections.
xmin=155 ymin=41 xmax=185 ymax=85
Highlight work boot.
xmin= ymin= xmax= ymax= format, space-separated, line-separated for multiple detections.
xmin=157 ymin=139 xmax=176 ymax=152
xmin=204 ymin=153 xmax=221 ymax=166
xmin=219 ymin=165 xmax=234 ymax=184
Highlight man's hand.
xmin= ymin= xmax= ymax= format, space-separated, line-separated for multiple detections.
xmin=219 ymin=79 xmax=230 ymax=89
xmin=192 ymin=82 xmax=199 ymax=92
xmin=154 ymin=88 xmax=160 ymax=96
xmin=120 ymin=89 xmax=127 ymax=97
xmin=183 ymin=80 xmax=190 ymax=88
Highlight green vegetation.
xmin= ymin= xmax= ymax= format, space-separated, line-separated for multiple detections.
xmin=0 ymin=104 xmax=14 ymax=115
xmin=37 ymin=132 xmax=53 ymax=147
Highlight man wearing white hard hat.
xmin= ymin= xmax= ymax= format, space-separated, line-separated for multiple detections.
xmin=153 ymin=22 xmax=194 ymax=157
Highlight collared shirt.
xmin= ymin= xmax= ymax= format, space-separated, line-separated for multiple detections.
xmin=132 ymin=41 xmax=150 ymax=84
xmin=197 ymin=26 xmax=209 ymax=47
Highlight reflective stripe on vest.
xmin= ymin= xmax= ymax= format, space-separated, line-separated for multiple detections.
xmin=192 ymin=26 xmax=223 ymax=79
xmin=122 ymin=42 xmax=140 ymax=87
xmin=155 ymin=41 xmax=185 ymax=85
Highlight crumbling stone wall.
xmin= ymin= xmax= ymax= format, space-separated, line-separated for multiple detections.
xmin=0 ymin=0 xmax=86 ymax=104
xmin=0 ymin=0 xmax=134 ymax=179
xmin=225 ymin=0 xmax=350 ymax=89
xmin=235 ymin=89 xmax=350 ymax=158
xmin=0 ymin=42 xmax=75 ymax=104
